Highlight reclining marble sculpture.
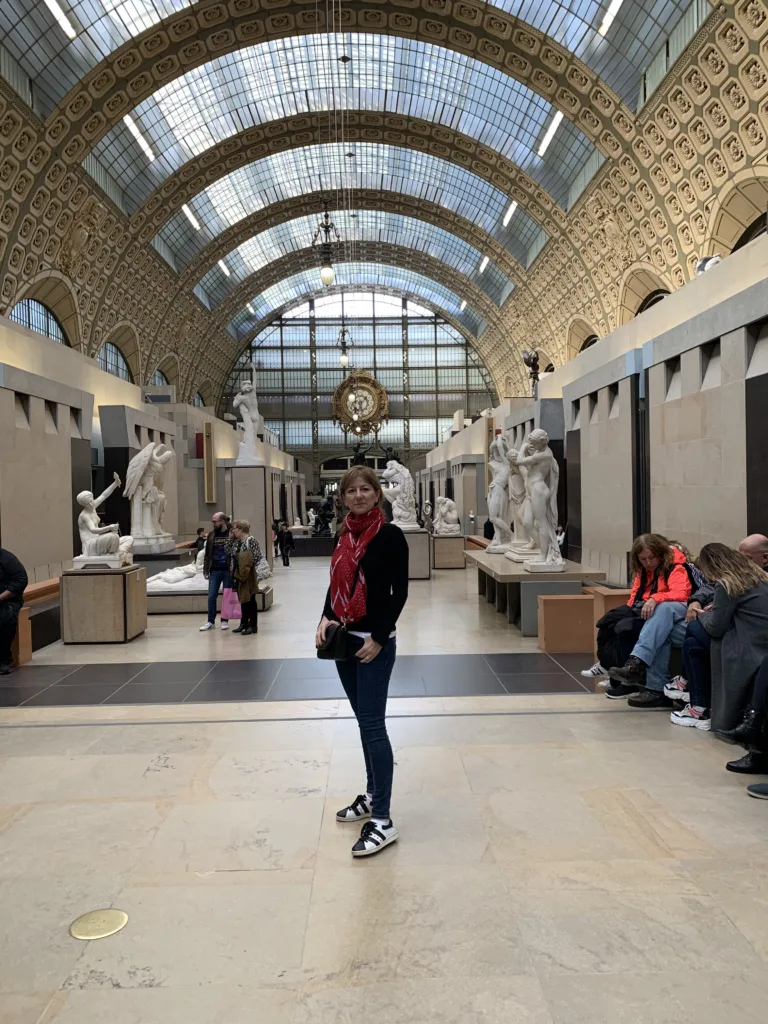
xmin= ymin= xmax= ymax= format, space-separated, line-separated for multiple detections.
xmin=74 ymin=473 xmax=134 ymax=569
xmin=147 ymin=550 xmax=205 ymax=593
xmin=433 ymin=496 xmax=461 ymax=536
xmin=124 ymin=441 xmax=175 ymax=554
xmin=382 ymin=460 xmax=420 ymax=531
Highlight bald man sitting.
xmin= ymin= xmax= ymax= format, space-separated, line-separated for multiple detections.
xmin=739 ymin=535 xmax=768 ymax=569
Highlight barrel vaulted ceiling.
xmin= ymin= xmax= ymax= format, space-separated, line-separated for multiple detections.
xmin=3 ymin=0 xmax=758 ymax=407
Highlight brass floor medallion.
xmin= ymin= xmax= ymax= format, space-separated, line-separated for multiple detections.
xmin=69 ymin=908 xmax=128 ymax=940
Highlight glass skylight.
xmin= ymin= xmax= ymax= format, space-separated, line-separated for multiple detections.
xmin=89 ymin=34 xmax=594 ymax=212
xmin=229 ymin=263 xmax=484 ymax=338
xmin=160 ymin=144 xmax=544 ymax=271
xmin=2 ymin=1 xmax=693 ymax=115
xmin=197 ymin=210 xmax=515 ymax=308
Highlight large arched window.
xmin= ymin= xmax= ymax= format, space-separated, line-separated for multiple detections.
xmin=193 ymin=392 xmax=206 ymax=408
xmin=9 ymin=298 xmax=69 ymax=345
xmin=580 ymin=335 xmax=599 ymax=352
xmin=97 ymin=342 xmax=133 ymax=382
xmin=732 ymin=213 xmax=767 ymax=253
xmin=150 ymin=368 xmax=169 ymax=387
xmin=636 ymin=290 xmax=669 ymax=315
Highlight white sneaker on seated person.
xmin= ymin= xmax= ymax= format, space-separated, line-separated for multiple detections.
xmin=664 ymin=675 xmax=690 ymax=703
xmin=581 ymin=663 xmax=607 ymax=678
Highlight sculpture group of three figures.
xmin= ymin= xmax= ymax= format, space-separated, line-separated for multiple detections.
xmin=75 ymin=442 xmax=175 ymax=568
xmin=486 ymin=429 xmax=565 ymax=572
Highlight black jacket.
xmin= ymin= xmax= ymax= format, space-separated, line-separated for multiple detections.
xmin=203 ymin=526 xmax=231 ymax=575
xmin=278 ymin=530 xmax=295 ymax=554
xmin=323 ymin=524 xmax=409 ymax=647
xmin=0 ymin=548 xmax=28 ymax=607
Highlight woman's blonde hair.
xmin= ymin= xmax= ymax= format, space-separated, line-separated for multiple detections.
xmin=231 ymin=518 xmax=250 ymax=533
xmin=698 ymin=542 xmax=767 ymax=597
xmin=629 ymin=533 xmax=674 ymax=577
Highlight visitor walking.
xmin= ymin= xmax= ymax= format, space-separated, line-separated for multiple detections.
xmin=0 ymin=547 xmax=28 ymax=675
xmin=278 ymin=522 xmax=295 ymax=566
xmin=228 ymin=519 xmax=262 ymax=635
xmin=200 ymin=511 xmax=232 ymax=631
xmin=316 ymin=466 xmax=409 ymax=857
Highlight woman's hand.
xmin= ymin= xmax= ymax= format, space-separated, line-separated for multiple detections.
xmin=316 ymin=616 xmax=331 ymax=647
xmin=356 ymin=636 xmax=382 ymax=663
xmin=641 ymin=598 xmax=657 ymax=620
xmin=685 ymin=601 xmax=702 ymax=624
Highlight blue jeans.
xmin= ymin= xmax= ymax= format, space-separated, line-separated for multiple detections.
xmin=207 ymin=569 xmax=232 ymax=624
xmin=632 ymin=601 xmax=687 ymax=691
xmin=682 ymin=618 xmax=712 ymax=708
xmin=335 ymin=635 xmax=396 ymax=820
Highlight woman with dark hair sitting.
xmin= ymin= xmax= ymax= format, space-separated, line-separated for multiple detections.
xmin=591 ymin=534 xmax=693 ymax=708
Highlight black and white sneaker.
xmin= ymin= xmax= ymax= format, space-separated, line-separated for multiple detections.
xmin=336 ymin=794 xmax=372 ymax=822
xmin=351 ymin=820 xmax=399 ymax=857
xmin=604 ymin=682 xmax=640 ymax=699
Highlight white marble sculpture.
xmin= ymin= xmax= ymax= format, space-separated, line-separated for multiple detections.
xmin=233 ymin=380 xmax=264 ymax=466
xmin=504 ymin=444 xmax=540 ymax=563
xmin=382 ymin=460 xmax=420 ymax=531
xmin=433 ymin=496 xmax=461 ymax=536
xmin=695 ymin=254 xmax=723 ymax=275
xmin=307 ymin=509 xmax=317 ymax=528
xmin=293 ymin=516 xmax=302 ymax=528
xmin=124 ymin=441 xmax=175 ymax=555
xmin=147 ymin=550 xmax=205 ymax=593
xmin=486 ymin=435 xmax=513 ymax=553
xmin=421 ymin=500 xmax=433 ymax=533
xmin=508 ymin=429 xmax=564 ymax=572
xmin=74 ymin=473 xmax=134 ymax=569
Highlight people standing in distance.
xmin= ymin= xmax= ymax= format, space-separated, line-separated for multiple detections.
xmin=200 ymin=512 xmax=233 ymax=631
xmin=278 ymin=522 xmax=295 ymax=566
xmin=228 ymin=519 xmax=263 ymax=636
xmin=316 ymin=466 xmax=409 ymax=858
xmin=193 ymin=527 xmax=207 ymax=553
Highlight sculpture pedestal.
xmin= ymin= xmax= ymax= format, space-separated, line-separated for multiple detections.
xmin=393 ymin=520 xmax=421 ymax=532
xmin=505 ymin=546 xmax=540 ymax=563
xmin=524 ymin=560 xmax=566 ymax=573
xmin=487 ymin=541 xmax=511 ymax=554
xmin=132 ymin=534 xmax=175 ymax=555
xmin=73 ymin=554 xmax=131 ymax=570
xmin=430 ymin=535 xmax=465 ymax=569
xmin=403 ymin=529 xmax=430 ymax=579
xmin=61 ymin=565 xmax=147 ymax=644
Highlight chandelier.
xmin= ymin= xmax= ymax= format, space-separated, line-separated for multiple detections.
xmin=338 ymin=325 xmax=352 ymax=367
xmin=312 ymin=203 xmax=341 ymax=288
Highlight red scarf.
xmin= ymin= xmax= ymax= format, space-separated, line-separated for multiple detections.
xmin=330 ymin=507 xmax=385 ymax=623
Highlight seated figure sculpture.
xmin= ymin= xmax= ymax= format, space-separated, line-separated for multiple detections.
xmin=75 ymin=473 xmax=133 ymax=568
xmin=433 ymin=496 xmax=461 ymax=536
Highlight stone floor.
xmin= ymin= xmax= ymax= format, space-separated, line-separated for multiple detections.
xmin=2 ymin=560 xmax=768 ymax=1022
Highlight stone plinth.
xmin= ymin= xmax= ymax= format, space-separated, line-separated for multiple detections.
xmin=61 ymin=564 xmax=147 ymax=644
xmin=430 ymin=535 xmax=466 ymax=569
xmin=132 ymin=533 xmax=176 ymax=555
xmin=404 ymin=529 xmax=430 ymax=579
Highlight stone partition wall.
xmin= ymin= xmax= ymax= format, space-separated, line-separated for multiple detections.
xmin=577 ymin=379 xmax=635 ymax=583
xmin=648 ymin=328 xmax=750 ymax=551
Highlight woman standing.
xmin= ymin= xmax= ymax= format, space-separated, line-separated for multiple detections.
xmin=316 ymin=466 xmax=409 ymax=857
xmin=228 ymin=519 xmax=263 ymax=636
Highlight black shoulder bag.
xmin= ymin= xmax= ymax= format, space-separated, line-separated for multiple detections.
xmin=316 ymin=565 xmax=359 ymax=661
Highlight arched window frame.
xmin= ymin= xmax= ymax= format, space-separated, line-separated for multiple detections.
xmin=9 ymin=298 xmax=69 ymax=346
xmin=97 ymin=341 xmax=133 ymax=382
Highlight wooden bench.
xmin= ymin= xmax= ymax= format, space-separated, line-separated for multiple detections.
xmin=465 ymin=536 xmax=490 ymax=551
xmin=11 ymin=577 xmax=61 ymax=667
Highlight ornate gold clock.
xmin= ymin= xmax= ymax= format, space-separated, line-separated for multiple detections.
xmin=331 ymin=369 xmax=389 ymax=438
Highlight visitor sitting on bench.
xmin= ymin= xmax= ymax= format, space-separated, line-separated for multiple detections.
xmin=598 ymin=534 xmax=693 ymax=708
xmin=0 ymin=546 xmax=29 ymax=676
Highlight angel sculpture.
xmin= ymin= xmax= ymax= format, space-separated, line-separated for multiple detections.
xmin=124 ymin=442 xmax=175 ymax=549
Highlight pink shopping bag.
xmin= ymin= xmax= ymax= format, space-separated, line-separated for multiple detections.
xmin=221 ymin=587 xmax=242 ymax=621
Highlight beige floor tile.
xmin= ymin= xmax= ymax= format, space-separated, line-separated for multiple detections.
xmin=689 ymin=859 xmax=768 ymax=961
xmin=207 ymin=749 xmax=330 ymax=800
xmin=0 ymin=802 xmax=165 ymax=879
xmin=539 ymin=969 xmax=768 ymax=1024
xmin=451 ymin=712 xmax=580 ymax=746
xmin=43 ymin=985 xmax=297 ymax=1023
xmin=84 ymin=723 xmax=215 ymax=756
xmin=0 ymin=725 xmax=105 ymax=757
xmin=133 ymin=798 xmax=323 ymax=874
xmin=208 ymin=718 xmax=335 ymax=753
xmin=316 ymin=793 xmax=491 ymax=868
xmin=63 ymin=882 xmax=311 ymax=990
xmin=327 ymin=745 xmax=471 ymax=801
xmin=0 ymin=992 xmax=57 ymax=1024
xmin=640 ymin=783 xmax=768 ymax=855
xmin=509 ymin=889 xmax=762 ymax=976
xmin=498 ymin=858 xmax=701 ymax=894
xmin=460 ymin=744 xmax=603 ymax=795
xmin=0 ymin=753 xmax=207 ymax=804
xmin=302 ymin=864 xmax=533 ymax=986
xmin=294 ymin=976 xmax=554 ymax=1023
xmin=0 ymin=876 xmax=124 ymax=994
